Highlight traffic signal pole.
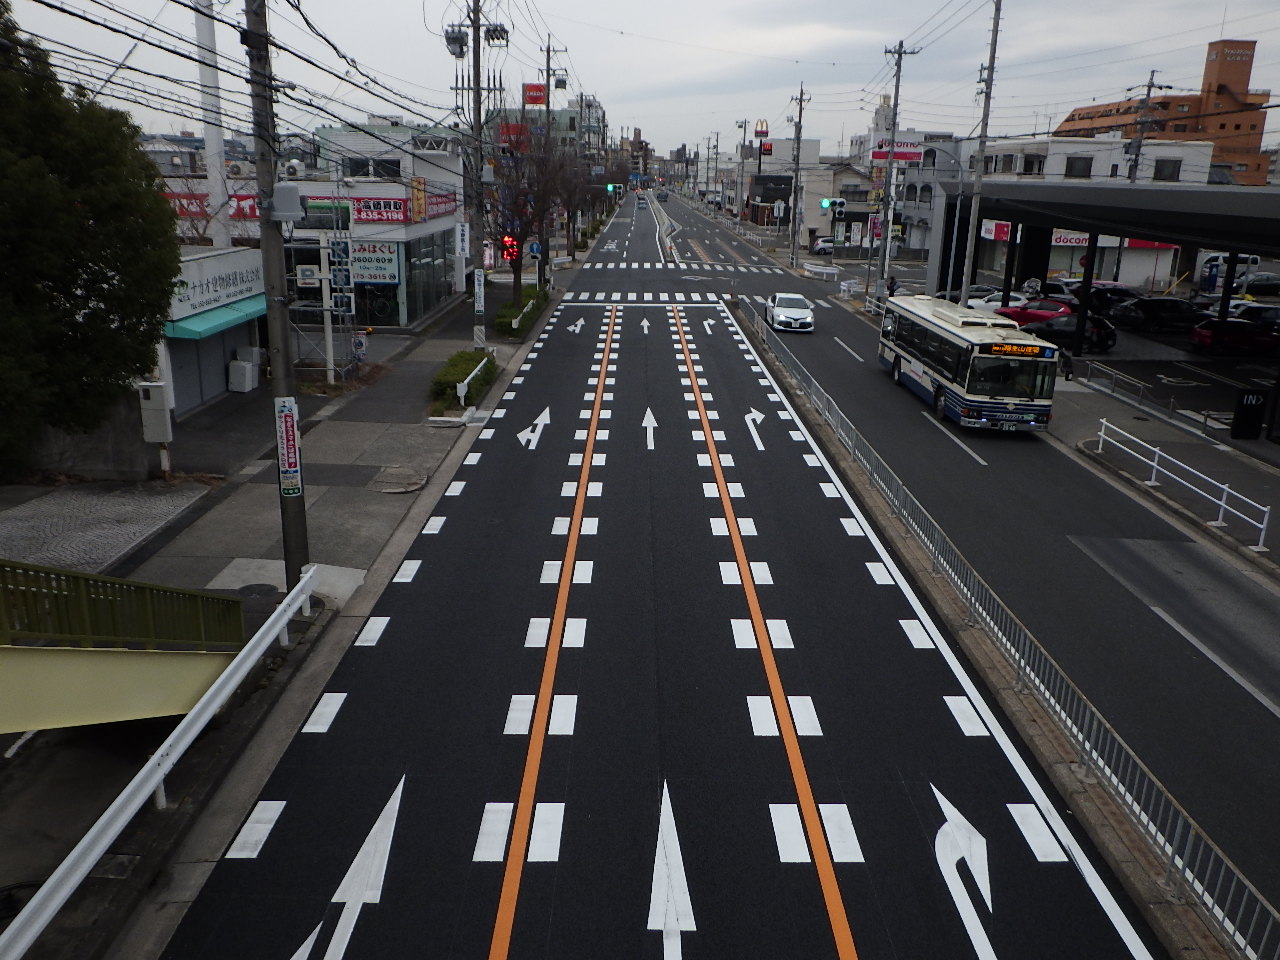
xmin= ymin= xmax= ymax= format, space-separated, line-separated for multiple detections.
xmin=957 ymin=0 xmax=1002 ymax=306
xmin=875 ymin=41 xmax=917 ymax=299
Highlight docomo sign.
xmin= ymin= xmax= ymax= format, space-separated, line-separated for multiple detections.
xmin=870 ymin=138 xmax=923 ymax=162
xmin=754 ymin=120 xmax=769 ymax=139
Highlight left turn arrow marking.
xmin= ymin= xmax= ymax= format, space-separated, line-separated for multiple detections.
xmin=517 ymin=407 xmax=551 ymax=450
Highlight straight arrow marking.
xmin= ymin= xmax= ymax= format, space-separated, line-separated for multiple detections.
xmin=642 ymin=408 xmax=658 ymax=450
xmin=744 ymin=408 xmax=766 ymax=451
xmin=641 ymin=318 xmax=651 ymax=334
xmin=931 ymin=785 xmax=996 ymax=960
xmin=516 ymin=407 xmax=551 ymax=450
xmin=648 ymin=781 xmax=695 ymax=957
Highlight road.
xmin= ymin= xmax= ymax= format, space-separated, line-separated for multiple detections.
xmin=658 ymin=196 xmax=1280 ymax=906
xmin=156 ymin=194 xmax=1167 ymax=958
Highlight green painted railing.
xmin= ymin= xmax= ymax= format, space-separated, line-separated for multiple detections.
xmin=0 ymin=560 xmax=244 ymax=651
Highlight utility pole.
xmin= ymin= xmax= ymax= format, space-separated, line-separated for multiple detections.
xmin=704 ymin=135 xmax=713 ymax=202
xmin=957 ymin=0 xmax=1001 ymax=306
xmin=876 ymin=43 xmax=918 ymax=297
xmin=194 ymin=0 xmax=230 ymax=248
xmin=735 ymin=119 xmax=749 ymax=220
xmin=469 ymin=0 xmax=485 ymax=348
xmin=539 ymin=36 xmax=567 ymax=288
xmin=1128 ymin=70 xmax=1173 ymax=182
xmin=242 ymin=0 xmax=309 ymax=590
xmin=788 ymin=83 xmax=810 ymax=269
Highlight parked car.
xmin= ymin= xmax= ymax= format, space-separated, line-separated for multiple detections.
xmin=1229 ymin=303 xmax=1280 ymax=323
xmin=1108 ymin=297 xmax=1213 ymax=332
xmin=1190 ymin=317 xmax=1280 ymax=354
xmin=811 ymin=237 xmax=835 ymax=255
xmin=656 ymin=191 xmax=670 ymax=201
xmin=993 ymin=297 xmax=1078 ymax=326
xmin=1020 ymin=314 xmax=1117 ymax=354
xmin=765 ymin=293 xmax=815 ymax=332
xmin=967 ymin=291 xmax=1028 ymax=310
xmin=1233 ymin=272 xmax=1280 ymax=297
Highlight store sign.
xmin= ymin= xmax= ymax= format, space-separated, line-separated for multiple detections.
xmin=1051 ymin=229 xmax=1120 ymax=247
xmin=754 ymin=120 xmax=769 ymax=138
xmin=981 ymin=219 xmax=1012 ymax=242
xmin=523 ymin=83 xmax=547 ymax=105
xmin=171 ymin=247 xmax=263 ymax=319
xmin=168 ymin=192 xmax=258 ymax=220
xmin=871 ymin=138 xmax=923 ymax=162
xmin=350 ymin=240 xmax=400 ymax=284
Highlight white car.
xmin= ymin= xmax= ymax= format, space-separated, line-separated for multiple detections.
xmin=766 ymin=293 xmax=815 ymax=332
xmin=811 ymin=237 xmax=835 ymax=255
xmin=967 ymin=291 xmax=1029 ymax=310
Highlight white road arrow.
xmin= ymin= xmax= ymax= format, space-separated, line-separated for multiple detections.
xmin=744 ymin=408 xmax=766 ymax=451
xmin=641 ymin=318 xmax=651 ymax=335
xmin=648 ymin=781 xmax=695 ymax=959
xmin=702 ymin=318 xmax=715 ymax=336
xmin=932 ymin=785 xmax=996 ymax=960
xmin=568 ymin=317 xmax=585 ymax=334
xmin=642 ymin=408 xmax=658 ymax=450
xmin=292 ymin=777 xmax=405 ymax=960
xmin=516 ymin=407 xmax=551 ymax=450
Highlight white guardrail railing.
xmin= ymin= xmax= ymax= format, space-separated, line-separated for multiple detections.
xmin=0 ymin=566 xmax=320 ymax=959
xmin=456 ymin=354 xmax=491 ymax=405
xmin=736 ymin=296 xmax=1279 ymax=960
xmin=1097 ymin=418 xmax=1271 ymax=550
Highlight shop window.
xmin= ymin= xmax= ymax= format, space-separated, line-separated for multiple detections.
xmin=1153 ymin=158 xmax=1181 ymax=182
xmin=1064 ymin=156 xmax=1093 ymax=178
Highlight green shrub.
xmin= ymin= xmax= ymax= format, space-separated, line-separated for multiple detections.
xmin=493 ymin=285 xmax=549 ymax=339
xmin=575 ymin=239 xmax=587 ymax=251
xmin=430 ymin=349 xmax=496 ymax=410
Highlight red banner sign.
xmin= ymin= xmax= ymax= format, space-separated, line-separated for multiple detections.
xmin=523 ymin=83 xmax=547 ymax=105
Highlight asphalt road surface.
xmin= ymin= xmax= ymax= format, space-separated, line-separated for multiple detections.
xmin=159 ymin=196 xmax=1167 ymax=959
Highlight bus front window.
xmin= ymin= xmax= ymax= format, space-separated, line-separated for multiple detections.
xmin=967 ymin=357 xmax=1055 ymax=400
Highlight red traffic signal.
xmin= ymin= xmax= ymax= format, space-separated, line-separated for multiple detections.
xmin=501 ymin=234 xmax=519 ymax=260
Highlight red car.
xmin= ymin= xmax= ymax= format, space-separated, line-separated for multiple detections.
xmin=1190 ymin=318 xmax=1280 ymax=355
xmin=993 ymin=297 xmax=1077 ymax=326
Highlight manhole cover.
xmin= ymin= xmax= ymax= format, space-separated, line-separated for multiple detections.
xmin=237 ymin=583 xmax=279 ymax=598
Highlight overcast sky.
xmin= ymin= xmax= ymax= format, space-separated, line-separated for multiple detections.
xmin=12 ymin=0 xmax=1280 ymax=158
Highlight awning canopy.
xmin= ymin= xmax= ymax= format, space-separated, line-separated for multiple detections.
xmin=165 ymin=294 xmax=266 ymax=340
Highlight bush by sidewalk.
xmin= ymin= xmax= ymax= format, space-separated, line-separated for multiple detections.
xmin=428 ymin=349 xmax=496 ymax=416
xmin=493 ymin=285 xmax=549 ymax=340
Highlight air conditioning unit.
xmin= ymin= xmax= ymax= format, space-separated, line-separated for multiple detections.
xmin=283 ymin=159 xmax=303 ymax=177
xmin=228 ymin=360 xmax=258 ymax=393
xmin=228 ymin=162 xmax=244 ymax=176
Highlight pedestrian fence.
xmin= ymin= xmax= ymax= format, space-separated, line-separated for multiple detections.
xmin=1079 ymin=360 xmax=1238 ymax=439
xmin=0 ymin=566 xmax=320 ymax=960
xmin=738 ymin=297 xmax=1279 ymax=960
xmin=456 ymin=355 xmax=490 ymax=406
xmin=1096 ymin=418 xmax=1271 ymax=551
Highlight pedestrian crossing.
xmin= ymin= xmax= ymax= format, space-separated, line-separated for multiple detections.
xmin=580 ymin=261 xmax=785 ymax=274
xmin=560 ymin=291 xmax=836 ymax=308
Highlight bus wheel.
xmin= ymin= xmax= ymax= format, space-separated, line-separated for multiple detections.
xmin=933 ymin=389 xmax=947 ymax=421
xmin=892 ymin=358 xmax=903 ymax=385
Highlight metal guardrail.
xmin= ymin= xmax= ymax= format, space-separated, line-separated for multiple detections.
xmin=737 ymin=298 xmax=1279 ymax=960
xmin=0 ymin=565 xmax=319 ymax=960
xmin=1097 ymin=419 xmax=1272 ymax=550
xmin=455 ymin=355 xmax=491 ymax=405
xmin=1079 ymin=360 xmax=1240 ymax=439
xmin=0 ymin=560 xmax=244 ymax=651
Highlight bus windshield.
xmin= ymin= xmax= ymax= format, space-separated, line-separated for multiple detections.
xmin=967 ymin=356 xmax=1055 ymax=400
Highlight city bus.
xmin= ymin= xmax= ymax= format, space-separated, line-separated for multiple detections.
xmin=877 ymin=294 xmax=1057 ymax=430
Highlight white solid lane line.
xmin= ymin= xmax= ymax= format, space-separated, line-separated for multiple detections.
xmin=943 ymin=695 xmax=990 ymax=737
xmin=1007 ymin=804 xmax=1069 ymax=862
xmin=225 ymin=800 xmax=287 ymax=859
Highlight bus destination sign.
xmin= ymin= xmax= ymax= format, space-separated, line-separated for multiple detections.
xmin=986 ymin=342 xmax=1050 ymax=357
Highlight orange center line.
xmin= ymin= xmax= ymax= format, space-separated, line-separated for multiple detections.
xmin=488 ymin=305 xmax=619 ymax=960
xmin=671 ymin=304 xmax=860 ymax=960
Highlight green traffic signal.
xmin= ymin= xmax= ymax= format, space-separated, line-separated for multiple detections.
xmin=607 ymin=183 xmax=615 ymax=193
xmin=820 ymin=197 xmax=832 ymax=209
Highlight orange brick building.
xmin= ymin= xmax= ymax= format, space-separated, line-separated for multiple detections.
xmin=1054 ymin=39 xmax=1270 ymax=185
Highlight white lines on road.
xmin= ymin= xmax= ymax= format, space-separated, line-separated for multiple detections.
xmin=730 ymin=618 xmax=795 ymax=649
xmin=833 ymin=337 xmax=864 ymax=362
xmin=568 ymin=452 xmax=606 ymax=466
xmin=769 ymin=803 xmax=865 ymax=864
xmin=943 ymin=695 xmax=990 ymax=737
xmin=711 ymin=517 xmax=757 ymax=536
xmin=921 ymin=411 xmax=989 ymax=466
xmin=703 ymin=481 xmax=744 ymax=497
xmin=560 ymin=481 xmax=604 ymax=497
xmin=355 ymin=616 xmax=389 ymax=647
xmin=472 ymin=800 xmax=567 ymax=863
xmin=574 ymin=429 xmax=610 ymax=440
xmin=840 ymin=518 xmax=864 ymax=536
xmin=528 ymin=802 xmax=566 ymax=861
xmin=719 ymin=560 xmax=773 ymax=585
xmin=819 ymin=482 xmax=841 ymax=498
xmin=225 ymin=800 xmax=287 ymax=859
xmin=473 ymin=803 xmax=513 ymax=861
xmin=445 ymin=481 xmax=466 ymax=496
xmin=302 ymin=692 xmax=347 ymax=733
xmin=1008 ymin=804 xmax=1069 ymax=862
xmin=898 ymin=619 xmax=935 ymax=649
xmin=393 ymin=560 xmax=421 ymax=582
xmin=523 ymin=617 xmax=589 ymax=648
xmin=803 ymin=454 xmax=821 ymax=467
xmin=747 ymin=695 xmax=823 ymax=736
xmin=540 ymin=560 xmax=594 ymax=584
xmin=866 ymin=562 xmax=894 ymax=585
xmin=504 ymin=694 xmax=577 ymax=735
xmin=697 ymin=452 xmax=734 ymax=467
xmin=552 ymin=516 xmax=599 ymax=535
xmin=422 ymin=516 xmax=446 ymax=534
xmin=464 ymin=452 xmax=482 ymax=464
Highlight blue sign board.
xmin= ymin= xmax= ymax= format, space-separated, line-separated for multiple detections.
xmin=527 ymin=240 xmax=542 ymax=257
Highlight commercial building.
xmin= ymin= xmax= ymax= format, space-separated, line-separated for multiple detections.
xmin=1054 ymin=39 xmax=1270 ymax=185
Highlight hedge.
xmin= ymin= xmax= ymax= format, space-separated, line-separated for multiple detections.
xmin=493 ymin=285 xmax=549 ymax=339
xmin=429 ymin=349 xmax=496 ymax=414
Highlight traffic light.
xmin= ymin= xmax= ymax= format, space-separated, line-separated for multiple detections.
xmin=823 ymin=198 xmax=847 ymax=221
xmin=501 ymin=234 xmax=519 ymax=260
xmin=607 ymin=183 xmax=614 ymax=193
